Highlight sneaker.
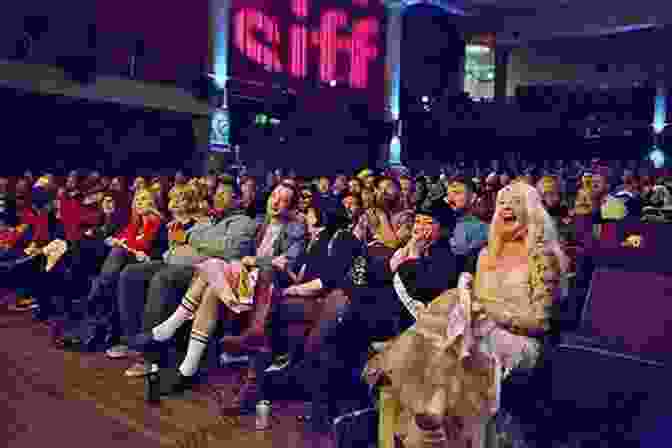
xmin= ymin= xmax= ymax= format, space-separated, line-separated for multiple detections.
xmin=219 ymin=352 xmax=250 ymax=366
xmin=125 ymin=362 xmax=150 ymax=377
xmin=106 ymin=345 xmax=139 ymax=359
xmin=264 ymin=353 xmax=291 ymax=373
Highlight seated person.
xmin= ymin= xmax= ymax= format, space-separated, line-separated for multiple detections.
xmin=2 ymin=176 xmax=56 ymax=311
xmin=58 ymin=173 xmax=104 ymax=242
xmin=31 ymin=190 xmax=122 ymax=320
xmin=0 ymin=198 xmax=33 ymax=307
xmin=0 ymin=197 xmax=31 ymax=263
xmin=104 ymin=181 xmax=255 ymax=367
xmin=61 ymin=189 xmax=163 ymax=349
xmin=46 ymin=194 xmax=139 ymax=343
xmin=266 ymin=204 xmax=367 ymax=374
xmin=444 ymin=177 xmax=488 ymax=256
xmin=300 ymin=199 xmax=464 ymax=432
xmin=134 ymin=182 xmax=305 ymax=396
xmin=354 ymin=177 xmax=414 ymax=250
xmin=105 ymin=180 xmax=254 ymax=375
xmin=365 ymin=181 xmax=565 ymax=448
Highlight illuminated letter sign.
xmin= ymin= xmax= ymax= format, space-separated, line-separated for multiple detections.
xmin=289 ymin=0 xmax=309 ymax=78
xmin=234 ymin=8 xmax=282 ymax=73
xmin=232 ymin=0 xmax=382 ymax=90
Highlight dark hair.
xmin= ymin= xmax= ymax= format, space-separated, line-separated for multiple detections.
xmin=375 ymin=176 xmax=400 ymax=190
xmin=347 ymin=177 xmax=363 ymax=188
xmin=342 ymin=192 xmax=361 ymax=206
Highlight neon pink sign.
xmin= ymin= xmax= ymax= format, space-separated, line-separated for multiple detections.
xmin=232 ymin=0 xmax=381 ymax=89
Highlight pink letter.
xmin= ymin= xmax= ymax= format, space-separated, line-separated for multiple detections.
xmin=319 ymin=10 xmax=348 ymax=83
xmin=233 ymin=8 xmax=282 ymax=73
xmin=289 ymin=0 xmax=309 ymax=79
xmin=350 ymin=17 xmax=379 ymax=89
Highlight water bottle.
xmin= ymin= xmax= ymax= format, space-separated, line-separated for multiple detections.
xmin=255 ymin=400 xmax=272 ymax=430
xmin=145 ymin=364 xmax=160 ymax=403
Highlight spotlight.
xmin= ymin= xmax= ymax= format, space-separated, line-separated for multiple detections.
xmin=650 ymin=147 xmax=665 ymax=168
xmin=421 ymin=96 xmax=430 ymax=104
xmin=329 ymin=80 xmax=337 ymax=87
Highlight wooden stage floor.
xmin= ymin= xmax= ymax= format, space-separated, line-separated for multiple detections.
xmin=0 ymin=304 xmax=334 ymax=448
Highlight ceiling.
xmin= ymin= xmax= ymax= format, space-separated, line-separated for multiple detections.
xmin=439 ymin=0 xmax=672 ymax=43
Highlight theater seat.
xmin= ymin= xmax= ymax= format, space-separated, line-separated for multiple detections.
xmin=572 ymin=249 xmax=672 ymax=363
xmin=544 ymin=246 xmax=672 ymax=443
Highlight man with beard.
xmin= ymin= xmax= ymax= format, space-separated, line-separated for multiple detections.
xmin=444 ymin=177 xmax=488 ymax=257
xmin=354 ymin=176 xmax=414 ymax=250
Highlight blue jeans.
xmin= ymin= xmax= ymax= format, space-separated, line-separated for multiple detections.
xmin=80 ymin=247 xmax=137 ymax=337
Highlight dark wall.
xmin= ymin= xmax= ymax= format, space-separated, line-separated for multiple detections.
xmin=96 ymin=0 xmax=209 ymax=84
xmin=0 ymin=88 xmax=198 ymax=176
xmin=0 ymin=2 xmax=208 ymax=85
xmin=401 ymin=5 xmax=465 ymax=112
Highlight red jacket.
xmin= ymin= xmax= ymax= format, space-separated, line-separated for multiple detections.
xmin=60 ymin=197 xmax=102 ymax=241
xmin=115 ymin=213 xmax=162 ymax=253
xmin=0 ymin=224 xmax=31 ymax=250
xmin=20 ymin=207 xmax=50 ymax=246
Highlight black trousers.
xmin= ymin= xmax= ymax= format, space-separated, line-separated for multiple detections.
xmin=303 ymin=286 xmax=405 ymax=413
xmin=117 ymin=261 xmax=195 ymax=364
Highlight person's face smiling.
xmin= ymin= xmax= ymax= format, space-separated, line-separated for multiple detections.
xmin=412 ymin=214 xmax=439 ymax=242
xmin=268 ymin=185 xmax=293 ymax=218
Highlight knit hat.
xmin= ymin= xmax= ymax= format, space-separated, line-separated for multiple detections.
xmin=416 ymin=197 xmax=456 ymax=231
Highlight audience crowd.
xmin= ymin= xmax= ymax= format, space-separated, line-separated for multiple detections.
xmin=0 ymin=158 xmax=669 ymax=447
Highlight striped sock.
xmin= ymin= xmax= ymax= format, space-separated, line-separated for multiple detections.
xmin=152 ymin=297 xmax=197 ymax=342
xmin=178 ymin=330 xmax=209 ymax=377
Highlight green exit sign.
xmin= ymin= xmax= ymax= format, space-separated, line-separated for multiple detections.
xmin=255 ymin=114 xmax=280 ymax=128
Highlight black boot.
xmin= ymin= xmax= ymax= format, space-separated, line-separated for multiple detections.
xmin=158 ymin=367 xmax=196 ymax=396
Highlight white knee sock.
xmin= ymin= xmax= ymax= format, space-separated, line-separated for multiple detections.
xmin=152 ymin=303 xmax=194 ymax=342
xmin=178 ymin=331 xmax=209 ymax=377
